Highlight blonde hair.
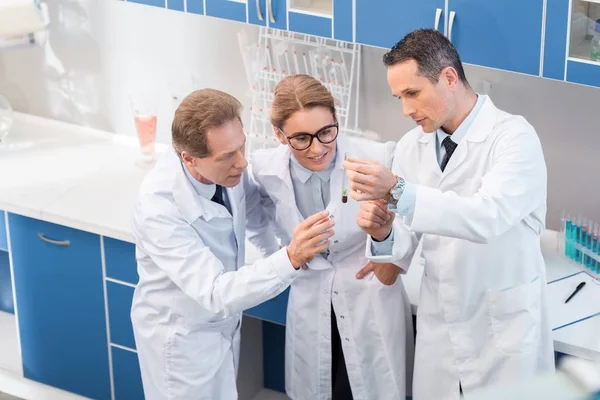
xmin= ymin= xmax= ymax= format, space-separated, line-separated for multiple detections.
xmin=270 ymin=74 xmax=337 ymax=130
xmin=172 ymin=88 xmax=242 ymax=158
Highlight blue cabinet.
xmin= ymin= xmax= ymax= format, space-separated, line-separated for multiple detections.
xmin=0 ymin=250 xmax=13 ymax=314
xmin=244 ymin=287 xmax=289 ymax=325
xmin=107 ymin=282 xmax=137 ymax=350
xmin=268 ymin=0 xmax=288 ymax=31
xmin=356 ymin=0 xmax=445 ymax=49
xmin=0 ymin=211 xmax=7 ymax=251
xmin=205 ymin=0 xmax=247 ymax=23
xmin=104 ymin=237 xmax=139 ymax=285
xmin=249 ymin=0 xmax=267 ymax=26
xmin=9 ymin=214 xmax=111 ymax=400
xmin=544 ymin=0 xmax=600 ymax=88
xmin=543 ymin=0 xmax=570 ymax=80
xmin=128 ymin=0 xmax=165 ymax=7
xmin=112 ymin=347 xmax=145 ymax=400
xmin=186 ymin=0 xmax=204 ymax=15
xmin=447 ymin=0 xmax=544 ymax=76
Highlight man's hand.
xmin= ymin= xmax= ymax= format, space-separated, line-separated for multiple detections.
xmin=342 ymin=158 xmax=397 ymax=201
xmin=357 ymin=200 xmax=395 ymax=242
xmin=356 ymin=262 xmax=401 ymax=286
xmin=287 ymin=210 xmax=335 ymax=269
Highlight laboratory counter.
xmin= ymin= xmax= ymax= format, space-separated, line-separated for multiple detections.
xmin=0 ymin=112 xmax=597 ymax=400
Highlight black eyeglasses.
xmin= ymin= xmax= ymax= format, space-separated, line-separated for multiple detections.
xmin=278 ymin=123 xmax=339 ymax=151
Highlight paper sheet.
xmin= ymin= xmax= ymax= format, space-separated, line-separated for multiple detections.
xmin=547 ymin=271 xmax=600 ymax=330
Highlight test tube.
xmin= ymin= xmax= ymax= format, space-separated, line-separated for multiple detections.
xmin=342 ymin=152 xmax=350 ymax=203
xmin=565 ymin=214 xmax=573 ymax=260
xmin=575 ymin=215 xmax=582 ymax=264
xmin=592 ymin=222 xmax=599 ymax=273
xmin=582 ymin=219 xmax=590 ymax=268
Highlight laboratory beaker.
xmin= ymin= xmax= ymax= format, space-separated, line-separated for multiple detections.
xmin=129 ymin=92 xmax=158 ymax=164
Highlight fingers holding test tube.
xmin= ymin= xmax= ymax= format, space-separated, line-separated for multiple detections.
xmin=286 ymin=210 xmax=335 ymax=269
xmin=342 ymin=157 xmax=397 ymax=201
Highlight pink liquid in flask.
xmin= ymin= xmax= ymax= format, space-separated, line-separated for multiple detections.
xmin=134 ymin=115 xmax=157 ymax=156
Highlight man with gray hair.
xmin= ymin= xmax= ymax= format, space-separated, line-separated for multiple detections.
xmin=130 ymin=88 xmax=335 ymax=399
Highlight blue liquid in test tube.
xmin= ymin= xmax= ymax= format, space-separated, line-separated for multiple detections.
xmin=582 ymin=220 xmax=590 ymax=269
xmin=594 ymin=223 xmax=600 ymax=273
xmin=575 ymin=216 xmax=582 ymax=264
xmin=565 ymin=215 xmax=573 ymax=260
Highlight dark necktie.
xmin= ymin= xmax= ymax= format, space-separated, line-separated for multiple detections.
xmin=440 ymin=136 xmax=458 ymax=172
xmin=211 ymin=185 xmax=226 ymax=208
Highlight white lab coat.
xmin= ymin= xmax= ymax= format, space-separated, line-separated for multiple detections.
xmin=130 ymin=148 xmax=299 ymax=400
xmin=250 ymin=135 xmax=415 ymax=400
xmin=368 ymin=95 xmax=555 ymax=400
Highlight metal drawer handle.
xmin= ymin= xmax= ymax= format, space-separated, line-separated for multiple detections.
xmin=448 ymin=11 xmax=456 ymax=42
xmin=267 ymin=0 xmax=275 ymax=23
xmin=434 ymin=8 xmax=442 ymax=31
xmin=256 ymin=0 xmax=264 ymax=21
xmin=38 ymin=233 xmax=70 ymax=246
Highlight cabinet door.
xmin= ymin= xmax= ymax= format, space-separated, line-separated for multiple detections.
xmin=9 ymin=214 xmax=110 ymax=400
xmin=0 ymin=211 xmax=7 ymax=251
xmin=244 ymin=287 xmax=289 ymax=325
xmin=107 ymin=282 xmax=137 ymax=350
xmin=249 ymin=0 xmax=268 ymax=26
xmin=564 ymin=0 xmax=600 ymax=88
xmin=112 ymin=347 xmax=145 ymax=400
xmin=205 ymin=0 xmax=247 ymax=23
xmin=104 ymin=237 xmax=138 ymax=285
xmin=356 ymin=0 xmax=445 ymax=49
xmin=268 ymin=0 xmax=288 ymax=31
xmin=543 ymin=0 xmax=570 ymax=80
xmin=447 ymin=0 xmax=544 ymax=76
xmin=333 ymin=0 xmax=353 ymax=42
xmin=128 ymin=0 xmax=165 ymax=7
xmin=288 ymin=0 xmax=332 ymax=38
xmin=0 ymin=250 xmax=12 ymax=314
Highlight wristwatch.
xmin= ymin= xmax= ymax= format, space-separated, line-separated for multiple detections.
xmin=386 ymin=175 xmax=405 ymax=210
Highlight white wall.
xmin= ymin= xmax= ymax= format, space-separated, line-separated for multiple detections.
xmin=1 ymin=0 xmax=599 ymax=229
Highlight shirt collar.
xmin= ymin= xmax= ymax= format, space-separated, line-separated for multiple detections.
xmin=181 ymin=161 xmax=217 ymax=199
xmin=436 ymin=94 xmax=485 ymax=145
xmin=290 ymin=148 xmax=337 ymax=184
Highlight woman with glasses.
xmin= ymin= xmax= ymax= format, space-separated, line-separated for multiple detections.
xmin=248 ymin=74 xmax=414 ymax=400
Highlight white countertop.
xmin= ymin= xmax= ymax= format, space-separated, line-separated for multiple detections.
xmin=1 ymin=112 xmax=598 ymax=362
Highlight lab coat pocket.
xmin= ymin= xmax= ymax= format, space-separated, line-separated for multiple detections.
xmin=486 ymin=277 xmax=541 ymax=356
xmin=165 ymin=325 xmax=231 ymax=399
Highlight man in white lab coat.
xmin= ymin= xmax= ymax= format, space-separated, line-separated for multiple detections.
xmin=130 ymin=89 xmax=335 ymax=400
xmin=343 ymin=29 xmax=555 ymax=400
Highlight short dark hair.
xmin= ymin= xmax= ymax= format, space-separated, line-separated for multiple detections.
xmin=383 ymin=29 xmax=469 ymax=86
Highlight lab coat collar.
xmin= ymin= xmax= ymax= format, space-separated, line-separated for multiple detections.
xmin=418 ymin=95 xmax=495 ymax=144
xmin=290 ymin=150 xmax=337 ymax=184
xmin=168 ymin=148 xmax=211 ymax=223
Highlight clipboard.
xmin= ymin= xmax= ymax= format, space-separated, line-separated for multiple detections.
xmin=546 ymin=271 xmax=600 ymax=331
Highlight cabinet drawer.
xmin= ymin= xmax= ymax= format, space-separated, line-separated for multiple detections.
xmin=112 ymin=346 xmax=145 ymax=400
xmin=104 ymin=237 xmax=138 ymax=285
xmin=108 ymin=281 xmax=136 ymax=349
xmin=0 ymin=251 xmax=13 ymax=314
xmin=244 ymin=287 xmax=289 ymax=325
xmin=8 ymin=213 xmax=110 ymax=400
xmin=0 ymin=211 xmax=7 ymax=251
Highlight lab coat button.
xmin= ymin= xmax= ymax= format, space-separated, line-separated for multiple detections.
xmin=334 ymin=291 xmax=338 ymax=295
xmin=340 ymin=315 xmax=345 ymax=319
xmin=333 ymin=240 xmax=338 ymax=244
xmin=345 ymin=338 xmax=349 ymax=342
